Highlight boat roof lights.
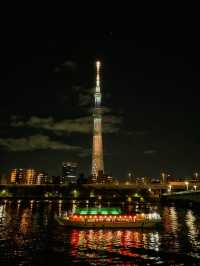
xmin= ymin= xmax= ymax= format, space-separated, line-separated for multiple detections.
xmin=75 ymin=207 xmax=122 ymax=215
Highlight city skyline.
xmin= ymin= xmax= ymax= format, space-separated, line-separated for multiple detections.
xmin=1 ymin=29 xmax=200 ymax=178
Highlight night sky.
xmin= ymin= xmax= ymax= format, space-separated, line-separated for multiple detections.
xmin=1 ymin=18 xmax=200 ymax=179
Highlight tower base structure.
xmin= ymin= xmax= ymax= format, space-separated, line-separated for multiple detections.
xmin=87 ymin=172 xmax=113 ymax=184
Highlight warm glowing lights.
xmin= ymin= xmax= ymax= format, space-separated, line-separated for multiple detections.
xmin=127 ymin=196 xmax=132 ymax=203
xmin=0 ymin=205 xmax=5 ymax=220
xmin=27 ymin=169 xmax=35 ymax=184
xmin=72 ymin=190 xmax=79 ymax=198
xmin=185 ymin=181 xmax=189 ymax=190
xmin=168 ymin=184 xmax=172 ymax=193
xmin=90 ymin=191 xmax=95 ymax=198
xmin=67 ymin=212 xmax=161 ymax=224
xmin=10 ymin=168 xmax=47 ymax=184
xmin=194 ymin=172 xmax=198 ymax=179
xmin=96 ymin=61 xmax=101 ymax=68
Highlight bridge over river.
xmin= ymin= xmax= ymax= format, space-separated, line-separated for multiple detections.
xmin=161 ymin=190 xmax=200 ymax=205
xmin=1 ymin=182 xmax=200 ymax=200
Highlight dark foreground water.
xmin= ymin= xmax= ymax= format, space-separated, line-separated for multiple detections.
xmin=0 ymin=200 xmax=200 ymax=265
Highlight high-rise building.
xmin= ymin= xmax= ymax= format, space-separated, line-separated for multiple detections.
xmin=62 ymin=162 xmax=78 ymax=184
xmin=91 ymin=61 xmax=104 ymax=181
xmin=98 ymin=174 xmax=113 ymax=184
xmin=26 ymin=169 xmax=36 ymax=184
xmin=10 ymin=168 xmax=48 ymax=184
xmin=36 ymin=172 xmax=48 ymax=184
xmin=10 ymin=168 xmax=18 ymax=183
xmin=10 ymin=168 xmax=26 ymax=184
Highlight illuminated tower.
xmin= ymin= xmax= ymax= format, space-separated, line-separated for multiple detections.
xmin=91 ymin=61 xmax=104 ymax=180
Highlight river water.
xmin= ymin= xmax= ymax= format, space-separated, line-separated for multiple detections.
xmin=0 ymin=200 xmax=200 ymax=265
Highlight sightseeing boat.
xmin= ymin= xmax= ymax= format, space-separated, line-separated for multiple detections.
xmin=55 ymin=207 xmax=161 ymax=228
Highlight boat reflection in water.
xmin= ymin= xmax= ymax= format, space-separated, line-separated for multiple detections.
xmin=70 ymin=228 xmax=160 ymax=264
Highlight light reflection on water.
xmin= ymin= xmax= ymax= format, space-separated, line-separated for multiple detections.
xmin=162 ymin=206 xmax=180 ymax=252
xmin=0 ymin=200 xmax=200 ymax=265
xmin=70 ymin=228 xmax=161 ymax=264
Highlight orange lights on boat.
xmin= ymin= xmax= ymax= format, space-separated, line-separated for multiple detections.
xmin=73 ymin=215 xmax=81 ymax=220
xmin=70 ymin=213 xmax=141 ymax=223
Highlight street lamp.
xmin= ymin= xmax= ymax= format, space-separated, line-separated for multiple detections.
xmin=72 ymin=189 xmax=79 ymax=198
xmin=194 ymin=172 xmax=198 ymax=180
xmin=185 ymin=181 xmax=189 ymax=191
xmin=168 ymin=185 xmax=172 ymax=193
xmin=128 ymin=172 xmax=132 ymax=181
xmin=193 ymin=185 xmax=197 ymax=191
xmin=161 ymin=172 xmax=165 ymax=184
xmin=127 ymin=196 xmax=132 ymax=203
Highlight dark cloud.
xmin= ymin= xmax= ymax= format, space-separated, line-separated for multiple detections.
xmin=54 ymin=66 xmax=60 ymax=72
xmin=125 ymin=130 xmax=148 ymax=136
xmin=62 ymin=60 xmax=77 ymax=69
xmin=143 ymin=150 xmax=157 ymax=155
xmin=78 ymin=149 xmax=91 ymax=158
xmin=73 ymin=86 xmax=82 ymax=91
xmin=103 ymin=115 xmax=122 ymax=133
xmin=11 ymin=115 xmax=122 ymax=134
xmin=78 ymin=87 xmax=94 ymax=107
xmin=79 ymin=93 xmax=91 ymax=107
xmin=53 ymin=60 xmax=77 ymax=72
xmin=0 ymin=135 xmax=81 ymax=152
